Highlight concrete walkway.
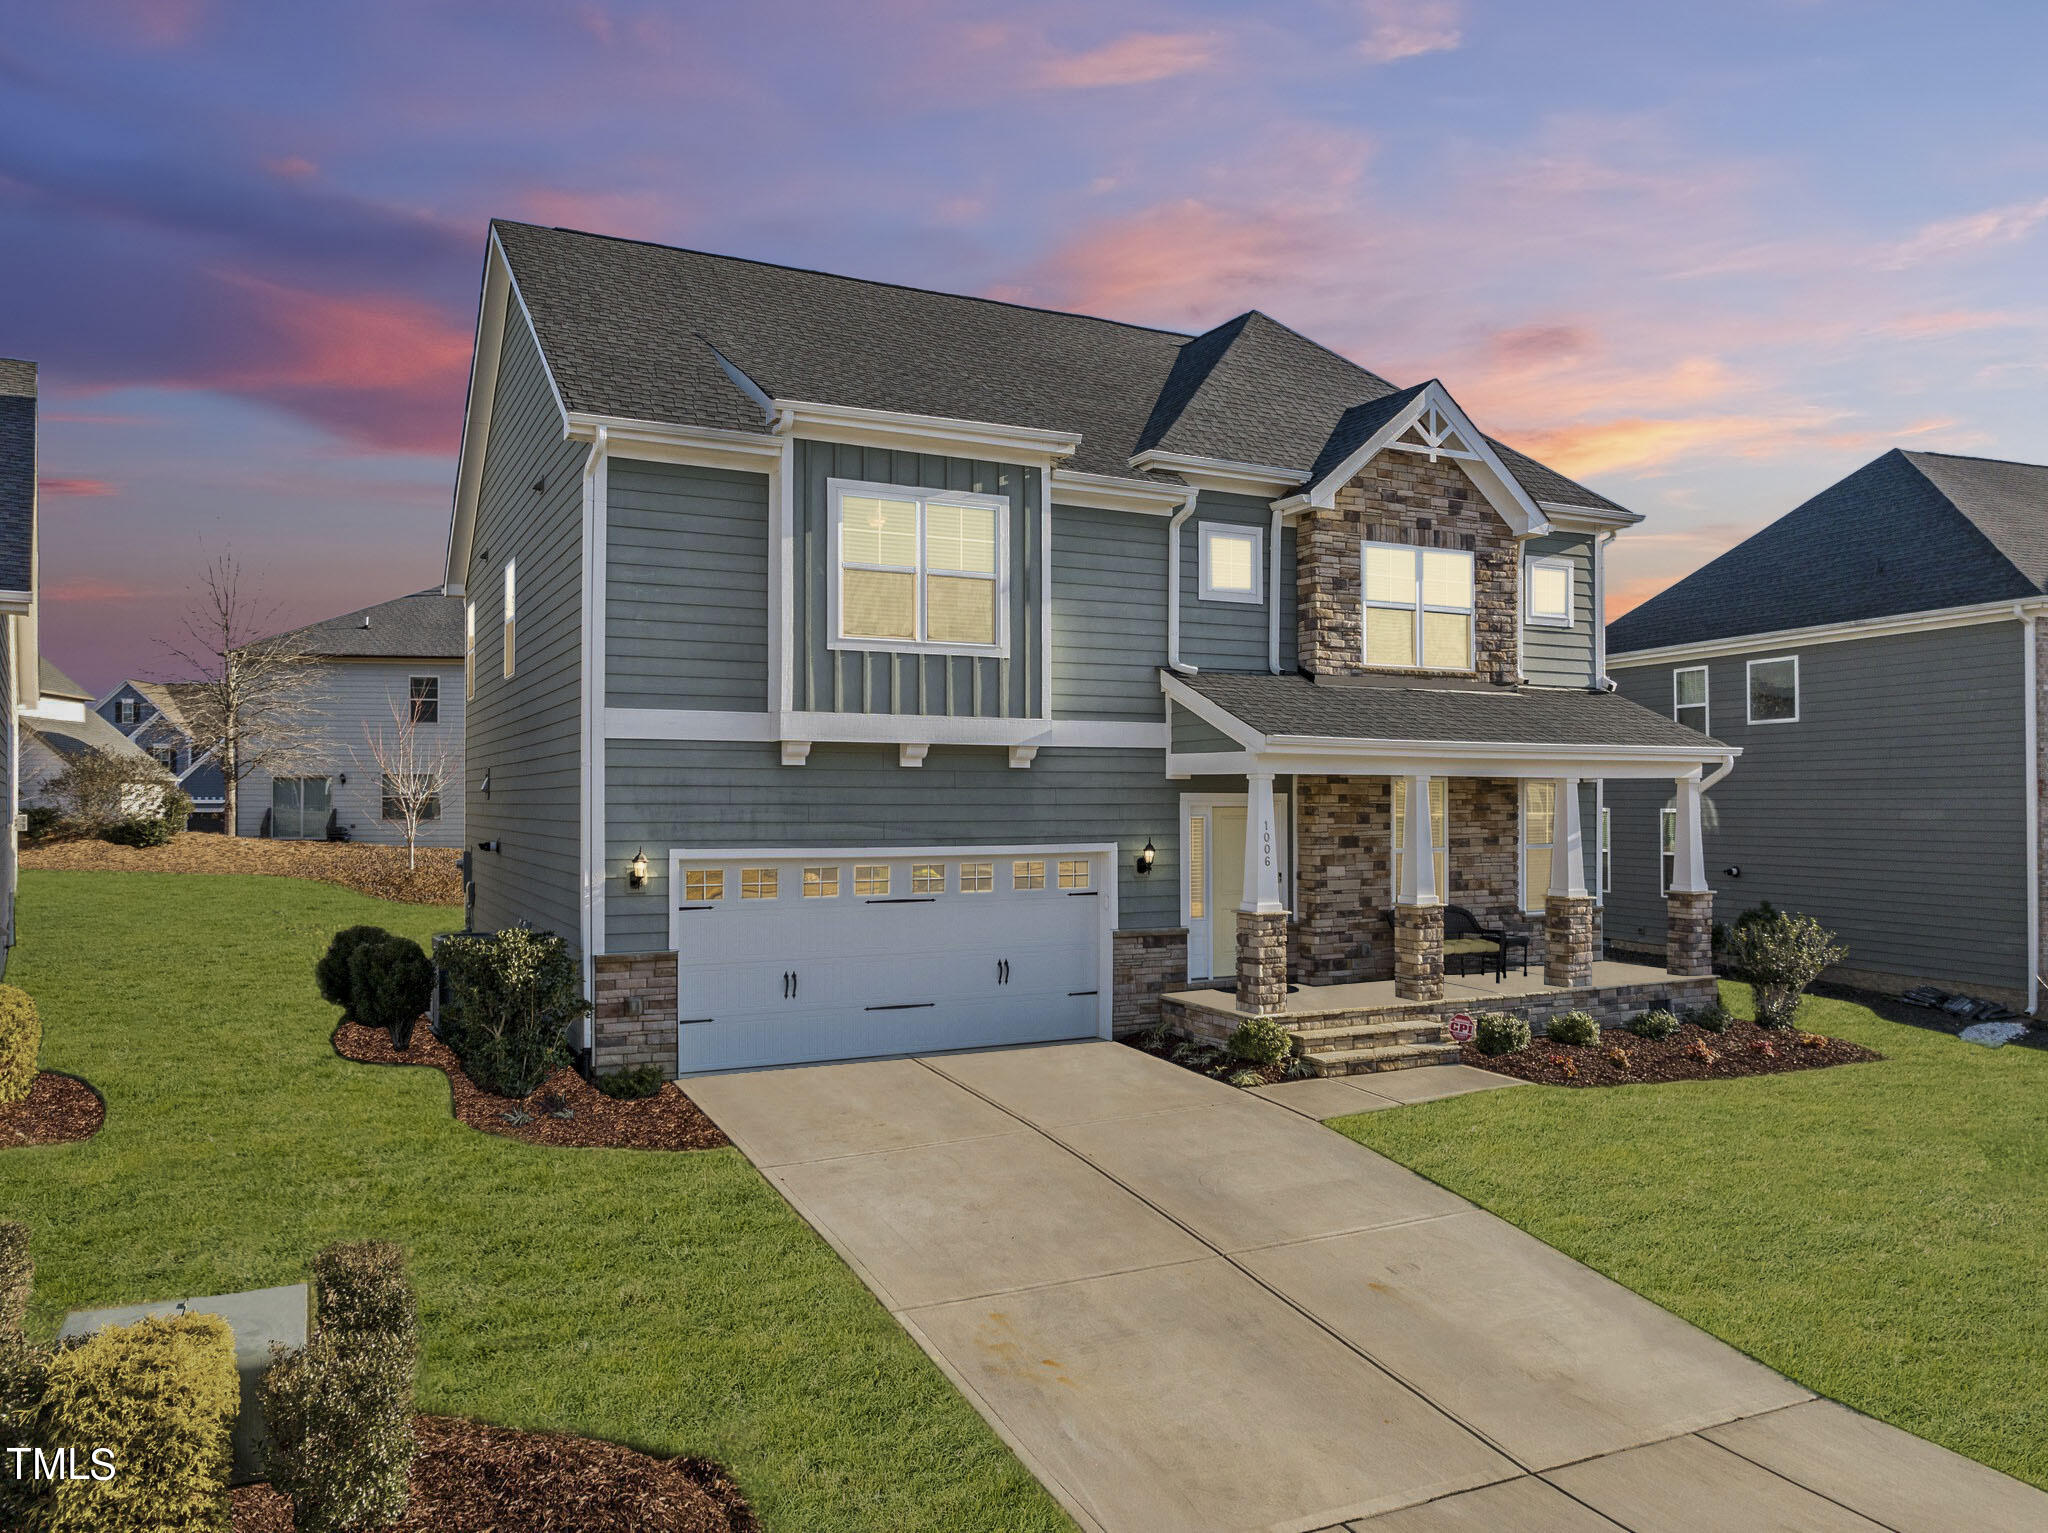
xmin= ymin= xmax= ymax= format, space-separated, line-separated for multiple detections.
xmin=685 ymin=1041 xmax=2048 ymax=1533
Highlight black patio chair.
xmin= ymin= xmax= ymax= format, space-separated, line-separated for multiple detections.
xmin=1382 ymin=905 xmax=1530 ymax=981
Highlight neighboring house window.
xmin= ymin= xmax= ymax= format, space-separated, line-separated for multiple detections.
xmin=1660 ymin=808 xmax=1677 ymax=894
xmin=464 ymin=602 xmax=476 ymax=700
xmin=117 ymin=697 xmax=137 ymax=725
xmin=1521 ymin=782 xmax=1554 ymax=913
xmin=1673 ymin=666 xmax=1709 ymax=733
xmin=1198 ymin=524 xmax=1264 ymax=604
xmin=151 ymin=747 xmax=178 ymax=771
xmin=1525 ymin=556 xmax=1574 ymax=627
xmin=381 ymin=775 xmax=441 ymax=821
xmin=1392 ymin=778 xmax=1449 ymax=900
xmin=1363 ymin=544 xmax=1474 ymax=671
xmin=1747 ymin=655 xmax=1798 ymax=723
xmin=502 ymin=561 xmax=517 ymax=679
xmin=409 ymin=676 xmax=439 ymax=724
xmin=828 ymin=479 xmax=1007 ymax=654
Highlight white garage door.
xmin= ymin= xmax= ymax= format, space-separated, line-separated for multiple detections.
xmin=667 ymin=845 xmax=1113 ymax=1073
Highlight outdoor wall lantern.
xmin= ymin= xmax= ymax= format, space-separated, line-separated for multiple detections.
xmin=628 ymin=849 xmax=649 ymax=889
xmin=1724 ymin=865 xmax=1742 ymax=878
xmin=1135 ymin=839 xmax=1156 ymax=877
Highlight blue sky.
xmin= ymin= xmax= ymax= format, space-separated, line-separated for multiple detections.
xmin=3 ymin=0 xmax=2045 ymax=691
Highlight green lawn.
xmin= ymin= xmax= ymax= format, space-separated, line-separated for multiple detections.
xmin=0 ymin=871 xmax=1072 ymax=1533
xmin=1336 ymin=983 xmax=2047 ymax=1489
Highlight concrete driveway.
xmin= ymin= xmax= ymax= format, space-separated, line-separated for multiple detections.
xmin=685 ymin=1041 xmax=2048 ymax=1533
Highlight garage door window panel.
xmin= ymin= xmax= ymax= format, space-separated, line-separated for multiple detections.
xmin=1013 ymin=860 xmax=1046 ymax=890
xmin=683 ymin=869 xmax=724 ymax=903
xmin=961 ymin=861 xmax=994 ymax=893
xmin=803 ymin=866 xmax=840 ymax=898
xmin=741 ymin=868 xmax=778 ymax=900
xmin=855 ymin=864 xmax=890 ymax=897
xmin=912 ymin=863 xmax=946 ymax=895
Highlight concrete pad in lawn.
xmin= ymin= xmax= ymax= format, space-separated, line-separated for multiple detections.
xmin=680 ymin=1054 xmax=1017 ymax=1167
xmin=903 ymin=1257 xmax=1517 ymax=1533
xmin=1056 ymin=1102 xmax=1469 ymax=1253
xmin=1546 ymin=1434 xmax=1891 ymax=1532
xmin=765 ymin=1128 xmax=1207 ymax=1311
xmin=1343 ymin=1474 xmax=1624 ymax=1531
xmin=1342 ymin=1065 xmax=1523 ymax=1105
xmin=922 ymin=1038 xmax=1263 ymax=1127
xmin=1703 ymin=1400 xmax=2048 ymax=1532
xmin=1247 ymin=1077 xmax=1399 ymax=1118
xmin=1240 ymin=1210 xmax=1810 ymax=1469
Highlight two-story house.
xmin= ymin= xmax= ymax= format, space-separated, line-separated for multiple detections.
xmin=1607 ymin=449 xmax=2048 ymax=1015
xmin=0 ymin=359 xmax=41 ymax=976
xmin=97 ymin=680 xmax=227 ymax=826
xmin=20 ymin=658 xmax=165 ymax=809
xmin=448 ymin=222 xmax=1735 ymax=1078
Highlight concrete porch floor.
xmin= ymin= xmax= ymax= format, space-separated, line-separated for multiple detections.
xmin=1165 ymin=959 xmax=1687 ymax=1021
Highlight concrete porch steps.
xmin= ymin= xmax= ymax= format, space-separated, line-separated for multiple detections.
xmin=1308 ymin=1039 xmax=1464 ymax=1076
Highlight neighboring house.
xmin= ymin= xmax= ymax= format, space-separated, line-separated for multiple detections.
xmin=20 ymin=658 xmax=163 ymax=809
xmin=448 ymin=221 xmax=1733 ymax=1078
xmin=232 ymin=590 xmax=466 ymax=845
xmin=0 ymin=359 xmax=39 ymax=977
xmin=97 ymin=679 xmax=227 ymax=824
xmin=1606 ymin=449 xmax=2048 ymax=1014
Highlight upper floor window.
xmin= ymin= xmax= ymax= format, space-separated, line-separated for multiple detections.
xmin=1674 ymin=666 xmax=1709 ymax=733
xmin=501 ymin=562 xmax=517 ymax=680
xmin=117 ymin=696 xmax=137 ymax=725
xmin=1198 ymin=524 xmax=1263 ymax=604
xmin=1525 ymin=556 xmax=1574 ymax=627
xmin=1363 ymin=544 xmax=1474 ymax=671
xmin=464 ymin=603 xmax=477 ymax=700
xmin=409 ymin=676 xmax=439 ymax=725
xmin=1747 ymin=655 xmax=1798 ymax=724
xmin=829 ymin=479 xmax=1008 ymax=655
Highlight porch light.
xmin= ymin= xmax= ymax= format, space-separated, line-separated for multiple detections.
xmin=628 ymin=849 xmax=649 ymax=890
xmin=1135 ymin=839 xmax=1156 ymax=877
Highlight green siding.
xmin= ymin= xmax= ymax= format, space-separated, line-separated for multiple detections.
xmin=1522 ymin=531 xmax=1595 ymax=687
xmin=1180 ymin=492 xmax=1292 ymax=673
xmin=1171 ymin=707 xmax=1240 ymax=754
xmin=1050 ymin=503 xmax=1168 ymax=720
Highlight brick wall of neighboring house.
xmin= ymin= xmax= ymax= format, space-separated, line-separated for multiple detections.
xmin=591 ymin=951 xmax=679 ymax=1075
xmin=1296 ymin=454 xmax=1519 ymax=683
xmin=1112 ymin=928 xmax=1189 ymax=1036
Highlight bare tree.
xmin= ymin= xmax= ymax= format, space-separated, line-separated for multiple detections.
xmin=356 ymin=693 xmax=455 ymax=871
xmin=161 ymin=551 xmax=320 ymax=838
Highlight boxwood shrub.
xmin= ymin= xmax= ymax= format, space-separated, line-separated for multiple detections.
xmin=1472 ymin=1011 xmax=1531 ymax=1057
xmin=314 ymin=926 xmax=393 ymax=1018
xmin=1226 ymin=1016 xmax=1293 ymax=1069
xmin=1545 ymin=1010 xmax=1600 ymax=1047
xmin=347 ymin=937 xmax=434 ymax=1050
xmin=1628 ymin=1008 xmax=1680 ymax=1041
xmin=0 ymin=986 xmax=37 ymax=1107
xmin=595 ymin=1064 xmax=665 ymax=1100
xmin=437 ymin=927 xmax=591 ymax=1097
xmin=1682 ymin=1000 xmax=1731 ymax=1033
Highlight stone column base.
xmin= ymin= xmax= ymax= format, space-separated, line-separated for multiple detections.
xmin=1236 ymin=911 xmax=1289 ymax=1013
xmin=1392 ymin=904 xmax=1444 ymax=1002
xmin=1544 ymin=895 xmax=1597 ymax=988
xmin=592 ymin=951 xmax=680 ymax=1076
xmin=1666 ymin=890 xmax=1715 ymax=977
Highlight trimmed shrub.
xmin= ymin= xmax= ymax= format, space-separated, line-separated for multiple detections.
xmin=0 ymin=1222 xmax=26 ymax=1338
xmin=313 ymin=1242 xmax=417 ymax=1342
xmin=1628 ymin=1008 xmax=1679 ymax=1041
xmin=595 ymin=1064 xmax=665 ymax=1100
xmin=314 ymin=926 xmax=393 ymax=1018
xmin=37 ymin=1312 xmax=238 ymax=1533
xmin=1226 ymin=1016 xmax=1293 ymax=1069
xmin=21 ymin=804 xmax=64 ymax=844
xmin=1723 ymin=909 xmax=1847 ymax=1028
xmin=0 ymin=987 xmax=37 ymax=1108
xmin=437 ymin=927 xmax=590 ymax=1097
xmin=1473 ymin=1011 xmax=1531 ymax=1057
xmin=1545 ymin=1010 xmax=1600 ymax=1047
xmin=1682 ymin=1000 xmax=1730 ymax=1032
xmin=43 ymin=749 xmax=179 ymax=838
xmin=347 ymin=937 xmax=433 ymax=1050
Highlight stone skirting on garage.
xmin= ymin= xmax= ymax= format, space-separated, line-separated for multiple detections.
xmin=1112 ymin=928 xmax=1190 ymax=1036
xmin=591 ymin=951 xmax=680 ymax=1076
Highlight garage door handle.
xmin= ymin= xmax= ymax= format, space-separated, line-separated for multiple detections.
xmin=792 ymin=970 xmax=799 ymax=999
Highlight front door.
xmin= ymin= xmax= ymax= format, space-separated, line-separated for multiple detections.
xmin=1183 ymin=793 xmax=1289 ymax=982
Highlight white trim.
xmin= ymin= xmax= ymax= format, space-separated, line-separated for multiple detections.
xmin=1179 ymin=791 xmax=1292 ymax=980
xmin=1659 ymin=805 xmax=1677 ymax=896
xmin=1126 ymin=449 xmax=1307 ymax=496
xmin=1745 ymin=654 xmax=1800 ymax=725
xmin=578 ymin=427 xmax=610 ymax=1013
xmin=1672 ymin=664 xmax=1709 ymax=734
xmin=773 ymin=398 xmax=1080 ymax=462
xmin=1171 ymin=750 xmax=1256 ymax=776
xmin=501 ymin=560 xmax=517 ymax=680
xmin=1539 ymin=501 xmax=1644 ymax=531
xmin=1391 ymin=776 xmax=1447 ymax=907
xmin=1049 ymin=469 xmax=1187 ymax=516
xmin=0 ymin=590 xmax=32 ymax=616
xmin=1197 ymin=523 xmax=1264 ymax=605
xmin=1038 ymin=467 xmax=1053 ymax=721
xmin=769 ymin=412 xmax=795 ymax=717
xmin=1268 ymin=504 xmax=1284 ymax=674
xmin=2025 ymin=612 xmax=2040 ymax=1014
xmin=1157 ymin=675 xmax=1265 ymax=750
xmin=1166 ymin=487 xmax=1200 ymax=675
xmin=1524 ymin=555 xmax=1575 ymax=628
xmin=1597 ymin=794 xmax=1610 ymax=905
xmin=604 ymin=707 xmax=1164 ymax=750
xmin=1609 ymin=597 xmax=2048 ymax=668
xmin=825 ymin=477 xmax=1011 ymax=659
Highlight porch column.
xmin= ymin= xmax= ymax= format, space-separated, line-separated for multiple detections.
xmin=1235 ymin=769 xmax=1289 ymax=1013
xmin=1393 ymin=773 xmax=1443 ymax=1002
xmin=1544 ymin=777 xmax=1597 ymax=989
xmin=1666 ymin=773 xmax=1714 ymax=976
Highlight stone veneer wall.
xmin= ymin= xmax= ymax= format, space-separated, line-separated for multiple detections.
xmin=1296 ymin=454 xmax=1519 ymax=683
xmin=1236 ymin=912 xmax=1290 ymax=1013
xmin=591 ymin=951 xmax=680 ymax=1075
xmin=1665 ymin=890 xmax=1714 ymax=977
xmin=1545 ymin=894 xmax=1598 ymax=987
xmin=1391 ymin=906 xmax=1444 ymax=1001
xmin=1112 ymin=928 xmax=1189 ymax=1036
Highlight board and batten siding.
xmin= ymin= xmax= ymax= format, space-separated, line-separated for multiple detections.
xmin=234 ymin=658 xmax=467 ymax=847
xmin=792 ymin=439 xmax=1042 ymax=719
xmin=606 ymin=461 xmax=769 ymax=711
xmin=464 ymin=311 xmax=588 ymax=947
xmin=1180 ymin=492 xmax=1297 ymax=673
xmin=1520 ymin=532 xmax=1595 ymax=688
xmin=1605 ymin=620 xmax=2028 ymax=995
xmin=1050 ymin=503 xmax=1168 ymax=720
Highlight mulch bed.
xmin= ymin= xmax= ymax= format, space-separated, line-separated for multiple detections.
xmin=230 ymin=1413 xmax=755 ymax=1533
xmin=0 ymin=1071 xmax=105 ymax=1146
xmin=334 ymin=1021 xmax=727 ymax=1151
xmin=1464 ymin=1017 xmax=1881 ymax=1087
xmin=1121 ymin=1031 xmax=1292 ymax=1086
xmin=23 ymin=832 xmax=462 ymax=904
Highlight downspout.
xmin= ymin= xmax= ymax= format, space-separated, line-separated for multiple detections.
xmin=1267 ymin=504 xmax=1284 ymax=674
xmin=1594 ymin=530 xmax=1619 ymax=691
xmin=2022 ymin=603 xmax=2039 ymax=1014
xmin=577 ymin=423 xmax=610 ymax=1044
xmin=1167 ymin=487 xmax=1199 ymax=676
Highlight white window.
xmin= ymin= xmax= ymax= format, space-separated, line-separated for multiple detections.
xmin=960 ymin=861 xmax=994 ymax=893
xmin=1599 ymin=806 xmax=1612 ymax=900
xmin=1057 ymin=858 xmax=1091 ymax=890
xmin=911 ymin=863 xmax=945 ymax=895
xmin=1391 ymin=778 xmax=1448 ymax=900
xmin=1747 ymin=655 xmax=1798 ymax=724
xmin=1674 ymin=666 xmax=1709 ymax=733
xmin=682 ymin=868 xmax=724 ymax=903
xmin=1363 ymin=544 xmax=1474 ymax=671
xmin=1525 ymin=556 xmax=1574 ymax=627
xmin=802 ymin=866 xmax=839 ymax=898
xmin=740 ymin=867 xmax=778 ymax=900
xmin=1521 ymin=782 xmax=1554 ymax=913
xmin=1185 ymin=816 xmax=1205 ymax=920
xmin=854 ymin=864 xmax=890 ymax=897
xmin=501 ymin=561 xmax=517 ymax=679
xmin=464 ymin=602 xmax=477 ymax=700
xmin=1198 ymin=524 xmax=1264 ymax=604
xmin=1012 ymin=859 xmax=1046 ymax=891
xmin=829 ymin=479 xmax=1007 ymax=655
xmin=1660 ymin=808 xmax=1678 ymax=894
xmin=117 ymin=696 xmax=137 ymax=725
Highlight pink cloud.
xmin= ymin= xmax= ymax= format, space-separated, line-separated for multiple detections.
xmin=38 ymin=477 xmax=115 ymax=497
xmin=1030 ymin=31 xmax=1220 ymax=89
xmin=1878 ymin=196 xmax=2048 ymax=270
xmin=44 ymin=577 xmax=144 ymax=603
xmin=263 ymin=155 xmax=319 ymax=180
xmin=1356 ymin=0 xmax=1462 ymax=64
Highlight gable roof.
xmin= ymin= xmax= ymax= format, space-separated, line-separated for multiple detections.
xmin=22 ymin=707 xmax=155 ymax=779
xmin=0 ymin=358 xmax=35 ymax=596
xmin=251 ymin=589 xmax=466 ymax=661
xmin=486 ymin=221 xmax=1622 ymax=513
xmin=113 ymin=680 xmax=213 ymax=734
xmin=37 ymin=657 xmax=91 ymax=701
xmin=1609 ymin=449 xmax=2048 ymax=654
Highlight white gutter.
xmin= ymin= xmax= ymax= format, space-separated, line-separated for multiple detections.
xmin=1166 ymin=487 xmax=1199 ymax=676
xmin=576 ymin=424 xmax=610 ymax=1039
xmin=1267 ymin=503 xmax=1284 ymax=674
xmin=2023 ymin=603 xmax=2040 ymax=1014
xmin=1593 ymin=529 xmax=1618 ymax=690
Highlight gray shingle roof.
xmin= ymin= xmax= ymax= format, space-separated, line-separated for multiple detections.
xmin=38 ymin=658 xmax=91 ymax=701
xmin=1178 ymin=671 xmax=1725 ymax=750
xmin=0 ymin=358 xmax=35 ymax=595
xmin=490 ymin=222 xmax=1623 ymax=513
xmin=23 ymin=708 xmax=155 ymax=779
xmin=1609 ymin=449 xmax=2048 ymax=654
xmin=253 ymin=589 xmax=465 ymax=660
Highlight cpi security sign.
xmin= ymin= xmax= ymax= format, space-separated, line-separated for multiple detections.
xmin=1445 ymin=1012 xmax=1476 ymax=1043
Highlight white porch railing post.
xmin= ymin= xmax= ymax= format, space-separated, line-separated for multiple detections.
xmin=1549 ymin=777 xmax=1590 ymax=898
xmin=1240 ymin=769 xmax=1286 ymax=915
xmin=1396 ymin=773 xmax=1439 ymax=906
xmin=1670 ymin=773 xmax=1709 ymax=893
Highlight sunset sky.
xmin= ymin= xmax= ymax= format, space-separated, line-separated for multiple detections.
xmin=4 ymin=0 xmax=2046 ymax=693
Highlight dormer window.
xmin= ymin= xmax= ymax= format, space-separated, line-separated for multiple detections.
xmin=829 ymin=478 xmax=1009 ymax=656
xmin=1198 ymin=524 xmax=1263 ymax=604
xmin=1363 ymin=543 xmax=1474 ymax=671
xmin=1525 ymin=556 xmax=1574 ymax=627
